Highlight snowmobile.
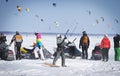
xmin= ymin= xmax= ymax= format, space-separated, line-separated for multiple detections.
xmin=0 ymin=43 xmax=14 ymax=61
xmin=90 ymin=44 xmax=102 ymax=60
xmin=64 ymin=41 xmax=81 ymax=58
xmin=53 ymin=38 xmax=81 ymax=59
xmin=20 ymin=46 xmax=52 ymax=59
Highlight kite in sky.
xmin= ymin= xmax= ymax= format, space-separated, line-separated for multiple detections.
xmin=96 ymin=19 xmax=99 ymax=24
xmin=115 ymin=18 xmax=119 ymax=23
xmin=17 ymin=6 xmax=22 ymax=12
xmin=52 ymin=3 xmax=56 ymax=7
xmin=101 ymin=17 xmax=104 ymax=21
xmin=41 ymin=19 xmax=44 ymax=22
xmin=35 ymin=15 xmax=39 ymax=18
xmin=55 ymin=21 xmax=59 ymax=28
xmin=6 ymin=0 xmax=8 ymax=2
xmin=86 ymin=10 xmax=91 ymax=15
xmin=26 ymin=8 xmax=30 ymax=12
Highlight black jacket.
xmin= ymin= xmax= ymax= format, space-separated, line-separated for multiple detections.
xmin=113 ymin=35 xmax=120 ymax=48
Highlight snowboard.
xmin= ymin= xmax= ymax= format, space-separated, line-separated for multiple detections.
xmin=43 ymin=62 xmax=59 ymax=67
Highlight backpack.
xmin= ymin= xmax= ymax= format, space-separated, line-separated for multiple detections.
xmin=83 ymin=36 xmax=88 ymax=44
xmin=15 ymin=35 xmax=23 ymax=42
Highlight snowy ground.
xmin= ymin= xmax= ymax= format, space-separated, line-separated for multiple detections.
xmin=0 ymin=34 xmax=120 ymax=76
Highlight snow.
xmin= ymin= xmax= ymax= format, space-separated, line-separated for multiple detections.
xmin=0 ymin=34 xmax=120 ymax=76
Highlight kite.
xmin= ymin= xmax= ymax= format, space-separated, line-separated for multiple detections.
xmin=41 ymin=19 xmax=44 ymax=22
xmin=55 ymin=21 xmax=59 ymax=28
xmin=6 ymin=0 xmax=8 ymax=2
xmin=52 ymin=3 xmax=56 ymax=7
xmin=87 ymin=10 xmax=91 ymax=15
xmin=17 ymin=6 xmax=22 ymax=12
xmin=35 ymin=15 xmax=39 ymax=18
xmin=101 ymin=17 xmax=104 ymax=21
xmin=96 ymin=19 xmax=99 ymax=24
xmin=115 ymin=19 xmax=119 ymax=23
xmin=26 ymin=8 xmax=30 ymax=12
xmin=88 ymin=11 xmax=91 ymax=15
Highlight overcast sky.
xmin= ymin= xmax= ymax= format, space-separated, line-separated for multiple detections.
xmin=0 ymin=0 xmax=120 ymax=34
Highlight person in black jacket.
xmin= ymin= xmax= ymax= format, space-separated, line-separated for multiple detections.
xmin=0 ymin=33 xmax=8 ymax=60
xmin=113 ymin=33 xmax=120 ymax=61
xmin=9 ymin=31 xmax=23 ymax=60
xmin=0 ymin=33 xmax=7 ymax=44
xmin=113 ymin=34 xmax=120 ymax=48
xmin=79 ymin=31 xmax=90 ymax=59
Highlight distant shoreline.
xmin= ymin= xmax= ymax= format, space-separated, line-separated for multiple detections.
xmin=0 ymin=31 xmax=115 ymax=36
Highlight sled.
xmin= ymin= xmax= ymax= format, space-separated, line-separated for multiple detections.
xmin=43 ymin=62 xmax=59 ymax=67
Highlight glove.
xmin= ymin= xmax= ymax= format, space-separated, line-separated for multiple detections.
xmin=64 ymin=36 xmax=67 ymax=39
xmin=79 ymin=46 xmax=82 ymax=49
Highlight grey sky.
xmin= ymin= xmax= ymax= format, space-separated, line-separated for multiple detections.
xmin=0 ymin=0 xmax=120 ymax=34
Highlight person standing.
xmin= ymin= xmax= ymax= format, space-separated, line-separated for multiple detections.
xmin=79 ymin=31 xmax=90 ymax=59
xmin=100 ymin=34 xmax=111 ymax=62
xmin=34 ymin=32 xmax=45 ymax=60
xmin=53 ymin=34 xmax=67 ymax=67
xmin=9 ymin=31 xmax=23 ymax=60
xmin=113 ymin=34 xmax=120 ymax=61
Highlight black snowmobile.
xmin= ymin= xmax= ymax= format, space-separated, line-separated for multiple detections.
xmin=21 ymin=46 xmax=52 ymax=59
xmin=53 ymin=38 xmax=81 ymax=59
xmin=90 ymin=44 xmax=102 ymax=60
xmin=0 ymin=34 xmax=14 ymax=61
xmin=0 ymin=42 xmax=14 ymax=61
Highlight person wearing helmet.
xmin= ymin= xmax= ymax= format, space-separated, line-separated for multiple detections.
xmin=9 ymin=31 xmax=23 ymax=60
xmin=53 ymin=34 xmax=67 ymax=67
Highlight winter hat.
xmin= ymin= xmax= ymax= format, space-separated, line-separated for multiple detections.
xmin=82 ymin=31 xmax=87 ymax=35
xmin=104 ymin=34 xmax=108 ymax=37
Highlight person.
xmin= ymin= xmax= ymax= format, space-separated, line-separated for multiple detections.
xmin=33 ymin=32 xmax=45 ymax=60
xmin=100 ymin=34 xmax=111 ymax=62
xmin=113 ymin=34 xmax=120 ymax=61
xmin=53 ymin=34 xmax=67 ymax=67
xmin=0 ymin=33 xmax=7 ymax=50
xmin=0 ymin=33 xmax=7 ymax=44
xmin=0 ymin=33 xmax=8 ymax=60
xmin=79 ymin=31 xmax=90 ymax=59
xmin=9 ymin=31 xmax=23 ymax=60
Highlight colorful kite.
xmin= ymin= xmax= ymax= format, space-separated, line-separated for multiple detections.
xmin=55 ymin=21 xmax=59 ymax=28
xmin=17 ymin=6 xmax=22 ymax=12
xmin=26 ymin=8 xmax=30 ymax=12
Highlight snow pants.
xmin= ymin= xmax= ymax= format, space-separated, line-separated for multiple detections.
xmin=114 ymin=47 xmax=120 ymax=61
xmin=34 ymin=47 xmax=45 ymax=60
xmin=14 ymin=44 xmax=22 ymax=60
xmin=102 ymin=48 xmax=109 ymax=61
xmin=82 ymin=44 xmax=88 ymax=59
xmin=53 ymin=48 xmax=65 ymax=66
